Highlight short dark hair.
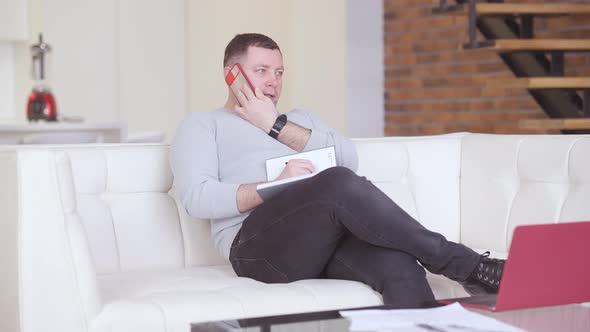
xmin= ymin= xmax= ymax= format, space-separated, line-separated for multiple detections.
xmin=223 ymin=33 xmax=281 ymax=67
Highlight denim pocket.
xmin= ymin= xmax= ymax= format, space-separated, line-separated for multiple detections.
xmin=233 ymin=258 xmax=289 ymax=283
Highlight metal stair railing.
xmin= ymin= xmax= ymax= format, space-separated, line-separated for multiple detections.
xmin=432 ymin=0 xmax=590 ymax=133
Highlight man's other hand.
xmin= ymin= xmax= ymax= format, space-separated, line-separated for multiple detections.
xmin=275 ymin=159 xmax=315 ymax=181
xmin=234 ymin=86 xmax=279 ymax=133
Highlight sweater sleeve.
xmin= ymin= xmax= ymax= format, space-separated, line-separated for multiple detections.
xmin=292 ymin=109 xmax=359 ymax=173
xmin=170 ymin=112 xmax=241 ymax=219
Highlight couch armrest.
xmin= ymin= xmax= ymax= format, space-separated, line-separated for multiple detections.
xmin=0 ymin=149 xmax=102 ymax=332
xmin=0 ymin=152 xmax=21 ymax=332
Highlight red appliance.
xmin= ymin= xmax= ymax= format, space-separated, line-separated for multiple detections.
xmin=27 ymin=34 xmax=58 ymax=122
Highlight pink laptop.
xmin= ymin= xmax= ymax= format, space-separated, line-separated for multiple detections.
xmin=444 ymin=221 xmax=590 ymax=311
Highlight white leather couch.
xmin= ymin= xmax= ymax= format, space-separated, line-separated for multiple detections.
xmin=2 ymin=133 xmax=589 ymax=332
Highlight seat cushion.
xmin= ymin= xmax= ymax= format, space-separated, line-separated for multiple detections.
xmin=92 ymin=265 xmax=382 ymax=332
xmin=426 ymin=274 xmax=470 ymax=300
xmin=92 ymin=266 xmax=474 ymax=332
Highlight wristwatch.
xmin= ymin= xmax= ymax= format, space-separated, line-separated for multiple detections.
xmin=269 ymin=114 xmax=287 ymax=139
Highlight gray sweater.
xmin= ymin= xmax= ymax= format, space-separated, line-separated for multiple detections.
xmin=170 ymin=108 xmax=358 ymax=259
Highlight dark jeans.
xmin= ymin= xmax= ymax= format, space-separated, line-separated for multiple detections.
xmin=229 ymin=167 xmax=480 ymax=308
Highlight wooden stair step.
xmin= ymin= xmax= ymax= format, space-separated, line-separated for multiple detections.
xmin=466 ymin=39 xmax=590 ymax=52
xmin=438 ymin=3 xmax=590 ymax=16
xmin=487 ymin=78 xmax=590 ymax=89
xmin=519 ymin=118 xmax=590 ymax=130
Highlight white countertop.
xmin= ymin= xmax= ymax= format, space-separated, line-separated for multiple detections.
xmin=0 ymin=121 xmax=125 ymax=131
xmin=0 ymin=121 xmax=127 ymax=143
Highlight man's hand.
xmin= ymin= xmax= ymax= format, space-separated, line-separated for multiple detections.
xmin=237 ymin=159 xmax=315 ymax=213
xmin=234 ymin=86 xmax=279 ymax=133
xmin=275 ymin=159 xmax=315 ymax=181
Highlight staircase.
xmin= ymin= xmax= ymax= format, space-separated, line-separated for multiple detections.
xmin=433 ymin=0 xmax=590 ymax=134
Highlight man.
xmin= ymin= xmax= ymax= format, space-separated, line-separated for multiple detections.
xmin=171 ymin=33 xmax=504 ymax=308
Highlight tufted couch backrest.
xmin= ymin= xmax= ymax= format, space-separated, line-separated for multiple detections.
xmin=460 ymin=135 xmax=590 ymax=255
xmin=354 ymin=135 xmax=464 ymax=243
xmin=56 ymin=145 xmax=226 ymax=275
xmin=6 ymin=134 xmax=589 ymax=277
xmin=33 ymin=136 xmax=466 ymax=276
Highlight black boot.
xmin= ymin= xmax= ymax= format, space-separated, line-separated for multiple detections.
xmin=463 ymin=251 xmax=505 ymax=295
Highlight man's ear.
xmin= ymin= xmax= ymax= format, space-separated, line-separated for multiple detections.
xmin=223 ymin=66 xmax=231 ymax=78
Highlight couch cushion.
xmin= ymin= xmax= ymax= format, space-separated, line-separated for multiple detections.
xmin=93 ymin=265 xmax=382 ymax=332
xmin=426 ymin=273 xmax=469 ymax=299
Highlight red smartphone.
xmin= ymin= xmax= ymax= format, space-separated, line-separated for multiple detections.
xmin=225 ymin=63 xmax=255 ymax=106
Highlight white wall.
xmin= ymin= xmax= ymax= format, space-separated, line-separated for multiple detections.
xmin=116 ymin=0 xmax=186 ymax=138
xmin=287 ymin=0 xmax=348 ymax=134
xmin=189 ymin=0 xmax=383 ymax=137
xmin=13 ymin=0 xmax=186 ymax=141
xmin=187 ymin=1 xmax=291 ymax=116
xmin=1 ymin=0 xmax=29 ymax=120
xmin=0 ymin=0 xmax=29 ymax=41
xmin=44 ymin=0 xmax=118 ymax=122
xmin=9 ymin=0 xmax=384 ymax=139
xmin=0 ymin=45 xmax=15 ymax=119
xmin=347 ymin=0 xmax=384 ymax=137
xmin=188 ymin=0 xmax=349 ymax=134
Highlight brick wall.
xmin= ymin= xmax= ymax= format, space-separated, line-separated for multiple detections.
xmin=384 ymin=0 xmax=590 ymax=136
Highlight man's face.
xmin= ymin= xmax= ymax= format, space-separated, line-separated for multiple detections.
xmin=238 ymin=46 xmax=284 ymax=105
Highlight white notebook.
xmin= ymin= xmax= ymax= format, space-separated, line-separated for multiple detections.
xmin=257 ymin=146 xmax=336 ymax=201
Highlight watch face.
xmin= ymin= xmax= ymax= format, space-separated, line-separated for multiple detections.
xmin=272 ymin=115 xmax=286 ymax=130
xmin=269 ymin=114 xmax=287 ymax=139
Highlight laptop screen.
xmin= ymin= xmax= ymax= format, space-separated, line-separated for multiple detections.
xmin=496 ymin=221 xmax=590 ymax=311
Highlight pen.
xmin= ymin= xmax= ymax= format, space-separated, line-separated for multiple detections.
xmin=416 ymin=324 xmax=447 ymax=332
